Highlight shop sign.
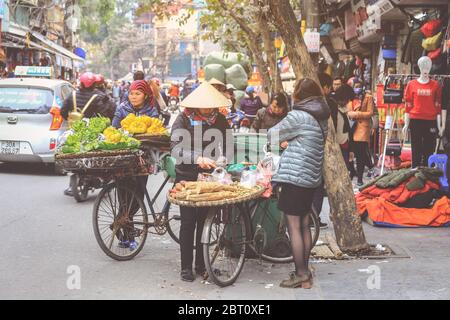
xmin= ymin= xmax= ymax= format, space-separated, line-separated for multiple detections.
xmin=303 ymin=30 xmax=320 ymax=53
xmin=0 ymin=0 xmax=5 ymax=19
xmin=15 ymin=66 xmax=53 ymax=78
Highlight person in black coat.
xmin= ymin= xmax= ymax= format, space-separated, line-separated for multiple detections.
xmin=170 ymin=82 xmax=230 ymax=282
xmin=61 ymin=72 xmax=116 ymax=121
xmin=61 ymin=72 xmax=116 ymax=197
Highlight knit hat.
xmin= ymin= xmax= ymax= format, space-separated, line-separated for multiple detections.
xmin=130 ymin=80 xmax=153 ymax=98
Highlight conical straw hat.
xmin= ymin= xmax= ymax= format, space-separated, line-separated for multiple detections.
xmin=208 ymin=77 xmax=226 ymax=87
xmin=180 ymin=81 xmax=231 ymax=109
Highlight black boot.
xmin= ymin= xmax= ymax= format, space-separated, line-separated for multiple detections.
xmin=181 ymin=269 xmax=195 ymax=282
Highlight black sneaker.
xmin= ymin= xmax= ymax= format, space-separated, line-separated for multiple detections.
xmin=319 ymin=221 xmax=328 ymax=229
xmin=357 ymin=181 xmax=364 ymax=187
xmin=181 ymin=269 xmax=195 ymax=282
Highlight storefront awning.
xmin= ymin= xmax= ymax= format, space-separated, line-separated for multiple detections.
xmin=31 ymin=31 xmax=85 ymax=63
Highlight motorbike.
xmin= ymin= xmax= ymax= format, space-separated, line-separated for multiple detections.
xmin=69 ymin=174 xmax=110 ymax=203
xmin=227 ymin=110 xmax=257 ymax=133
xmin=168 ymin=97 xmax=180 ymax=113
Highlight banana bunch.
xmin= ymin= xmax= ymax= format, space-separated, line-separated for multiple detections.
xmin=120 ymin=114 xmax=168 ymax=135
xmin=103 ymin=127 xmax=122 ymax=143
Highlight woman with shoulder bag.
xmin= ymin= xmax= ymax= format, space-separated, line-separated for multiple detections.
xmin=347 ymin=79 xmax=375 ymax=186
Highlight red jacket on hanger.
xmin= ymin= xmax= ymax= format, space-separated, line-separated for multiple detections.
xmin=404 ymin=79 xmax=442 ymax=120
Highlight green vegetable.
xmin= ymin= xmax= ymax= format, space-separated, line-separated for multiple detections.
xmin=89 ymin=117 xmax=111 ymax=134
xmin=62 ymin=145 xmax=79 ymax=154
xmin=71 ymin=120 xmax=87 ymax=133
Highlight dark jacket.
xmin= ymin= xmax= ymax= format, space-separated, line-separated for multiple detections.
xmin=61 ymin=88 xmax=115 ymax=120
xmin=112 ymin=100 xmax=160 ymax=128
xmin=240 ymin=96 xmax=264 ymax=116
xmin=171 ymin=112 xmax=229 ymax=180
xmin=252 ymin=107 xmax=287 ymax=132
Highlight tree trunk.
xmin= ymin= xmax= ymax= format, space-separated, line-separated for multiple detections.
xmin=246 ymin=36 xmax=271 ymax=94
xmin=257 ymin=9 xmax=283 ymax=93
xmin=267 ymin=0 xmax=370 ymax=254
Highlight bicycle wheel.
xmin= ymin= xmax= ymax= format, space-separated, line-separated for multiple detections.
xmin=93 ymin=183 xmax=148 ymax=261
xmin=70 ymin=174 xmax=89 ymax=203
xmin=165 ymin=201 xmax=182 ymax=245
xmin=259 ymin=209 xmax=320 ymax=264
xmin=203 ymin=206 xmax=250 ymax=287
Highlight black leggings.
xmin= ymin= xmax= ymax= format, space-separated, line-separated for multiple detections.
xmin=410 ymin=119 xmax=437 ymax=168
xmin=353 ymin=141 xmax=373 ymax=182
xmin=179 ymin=206 xmax=208 ymax=271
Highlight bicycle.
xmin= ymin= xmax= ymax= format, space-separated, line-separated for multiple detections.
xmin=201 ymin=196 xmax=320 ymax=287
xmin=92 ymin=151 xmax=184 ymax=261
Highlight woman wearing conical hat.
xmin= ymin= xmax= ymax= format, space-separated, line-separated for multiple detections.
xmin=170 ymin=81 xmax=231 ymax=282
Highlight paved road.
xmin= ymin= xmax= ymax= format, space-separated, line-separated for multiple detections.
xmin=1 ymin=162 xmax=450 ymax=300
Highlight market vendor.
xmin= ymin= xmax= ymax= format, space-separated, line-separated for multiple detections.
xmin=170 ymin=81 xmax=231 ymax=282
xmin=112 ymin=80 xmax=160 ymax=128
xmin=111 ymin=80 xmax=160 ymax=250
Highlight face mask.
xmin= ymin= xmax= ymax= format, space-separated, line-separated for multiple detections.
xmin=354 ymin=88 xmax=363 ymax=95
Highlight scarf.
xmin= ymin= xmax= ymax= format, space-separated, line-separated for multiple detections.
xmin=130 ymin=80 xmax=155 ymax=107
xmin=184 ymin=108 xmax=218 ymax=126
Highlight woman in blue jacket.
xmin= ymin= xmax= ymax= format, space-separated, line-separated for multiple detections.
xmin=112 ymin=80 xmax=159 ymax=128
xmin=268 ymin=78 xmax=330 ymax=289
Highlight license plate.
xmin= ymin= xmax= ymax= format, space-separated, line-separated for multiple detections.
xmin=1 ymin=141 xmax=20 ymax=155
xmin=0 ymin=141 xmax=33 ymax=155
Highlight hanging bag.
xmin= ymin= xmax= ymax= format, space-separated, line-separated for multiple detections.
xmin=383 ymin=77 xmax=404 ymax=105
xmin=420 ymin=19 xmax=442 ymax=38
xmin=422 ymin=32 xmax=444 ymax=51
xmin=68 ymin=92 xmax=98 ymax=128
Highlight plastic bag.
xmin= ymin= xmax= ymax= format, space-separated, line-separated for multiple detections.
xmin=57 ymin=129 xmax=74 ymax=149
xmin=240 ymin=169 xmax=258 ymax=189
xmin=211 ymin=167 xmax=233 ymax=185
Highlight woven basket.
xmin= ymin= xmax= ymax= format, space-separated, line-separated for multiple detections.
xmin=55 ymin=149 xmax=151 ymax=175
xmin=167 ymin=185 xmax=266 ymax=208
xmin=135 ymin=134 xmax=171 ymax=149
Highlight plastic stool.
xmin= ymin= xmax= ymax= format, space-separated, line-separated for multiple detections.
xmin=428 ymin=154 xmax=449 ymax=192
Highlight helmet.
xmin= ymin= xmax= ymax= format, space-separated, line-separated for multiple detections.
xmin=79 ymin=72 xmax=96 ymax=88
xmin=94 ymin=74 xmax=105 ymax=84
xmin=246 ymin=86 xmax=255 ymax=94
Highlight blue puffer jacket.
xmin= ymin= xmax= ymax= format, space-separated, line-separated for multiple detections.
xmin=112 ymin=100 xmax=160 ymax=128
xmin=268 ymin=96 xmax=330 ymax=189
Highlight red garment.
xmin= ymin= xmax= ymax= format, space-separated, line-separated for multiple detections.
xmin=169 ymin=85 xmax=180 ymax=97
xmin=404 ymin=79 xmax=442 ymax=120
xmin=356 ymin=178 xmax=441 ymax=216
xmin=366 ymin=197 xmax=450 ymax=228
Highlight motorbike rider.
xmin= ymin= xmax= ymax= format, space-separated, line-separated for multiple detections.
xmin=61 ymin=72 xmax=116 ymax=196
xmin=240 ymin=86 xmax=264 ymax=126
xmin=169 ymin=82 xmax=181 ymax=102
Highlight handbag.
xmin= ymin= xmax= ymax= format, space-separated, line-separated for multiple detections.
xmin=428 ymin=48 xmax=442 ymax=60
xmin=383 ymin=78 xmax=404 ymax=105
xmin=420 ymin=19 xmax=442 ymax=38
xmin=422 ymin=32 xmax=444 ymax=51
xmin=386 ymin=143 xmax=402 ymax=157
